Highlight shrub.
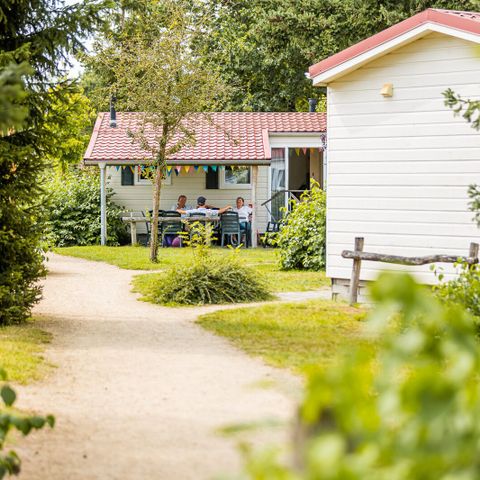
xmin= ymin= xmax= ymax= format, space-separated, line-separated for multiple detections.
xmin=46 ymin=169 xmax=128 ymax=247
xmin=0 ymin=367 xmax=54 ymax=478
xmin=433 ymin=262 xmax=480 ymax=319
xmin=152 ymin=223 xmax=272 ymax=305
xmin=243 ymin=273 xmax=480 ymax=479
xmin=272 ymin=181 xmax=326 ymax=271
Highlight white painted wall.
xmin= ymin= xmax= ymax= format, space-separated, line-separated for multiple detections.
xmin=326 ymin=32 xmax=480 ymax=283
xmin=107 ymin=166 xmax=269 ymax=234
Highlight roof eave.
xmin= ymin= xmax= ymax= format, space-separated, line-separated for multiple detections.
xmin=83 ymin=159 xmax=272 ymax=166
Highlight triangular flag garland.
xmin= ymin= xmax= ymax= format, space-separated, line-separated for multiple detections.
xmin=114 ymin=164 xmax=248 ymax=176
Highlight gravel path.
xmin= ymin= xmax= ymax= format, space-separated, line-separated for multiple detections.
xmin=15 ymin=254 xmax=325 ymax=480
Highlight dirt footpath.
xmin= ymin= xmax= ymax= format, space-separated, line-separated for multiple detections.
xmin=16 ymin=254 xmax=303 ymax=480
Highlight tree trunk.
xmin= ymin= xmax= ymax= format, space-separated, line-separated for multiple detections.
xmin=149 ymin=165 xmax=163 ymax=262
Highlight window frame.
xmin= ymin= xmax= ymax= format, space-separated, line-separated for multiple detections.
xmin=219 ymin=166 xmax=252 ymax=190
xmin=135 ymin=168 xmax=172 ymax=186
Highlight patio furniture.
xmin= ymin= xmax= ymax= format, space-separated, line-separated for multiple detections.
xmin=239 ymin=221 xmax=252 ymax=248
xmin=220 ymin=211 xmax=241 ymax=247
xmin=160 ymin=211 xmax=183 ymax=247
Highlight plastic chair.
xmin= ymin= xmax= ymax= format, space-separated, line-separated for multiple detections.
xmin=220 ymin=211 xmax=241 ymax=247
xmin=160 ymin=211 xmax=183 ymax=247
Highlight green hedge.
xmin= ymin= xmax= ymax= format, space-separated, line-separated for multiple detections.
xmin=273 ymin=182 xmax=326 ymax=271
xmin=46 ymin=169 xmax=128 ymax=247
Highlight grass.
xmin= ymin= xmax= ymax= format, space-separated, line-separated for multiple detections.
xmin=56 ymin=246 xmax=329 ymax=293
xmin=197 ymin=300 xmax=370 ymax=374
xmin=0 ymin=321 xmax=53 ymax=384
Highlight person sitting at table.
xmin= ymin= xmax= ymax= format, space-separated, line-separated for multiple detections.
xmin=176 ymin=196 xmax=231 ymax=216
xmin=170 ymin=194 xmax=192 ymax=211
xmin=233 ymin=196 xmax=253 ymax=246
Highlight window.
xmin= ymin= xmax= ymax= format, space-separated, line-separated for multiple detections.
xmin=121 ymin=167 xmax=134 ymax=186
xmin=135 ymin=167 xmax=171 ymax=185
xmin=220 ymin=166 xmax=251 ymax=189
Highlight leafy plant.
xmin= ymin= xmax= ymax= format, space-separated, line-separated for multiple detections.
xmin=272 ymin=181 xmax=326 ymax=271
xmin=152 ymin=223 xmax=272 ymax=305
xmin=468 ymin=184 xmax=480 ymax=228
xmin=46 ymin=169 xmax=128 ymax=247
xmin=433 ymin=262 xmax=480 ymax=320
xmin=243 ymin=272 xmax=480 ymax=479
xmin=0 ymin=367 xmax=54 ymax=478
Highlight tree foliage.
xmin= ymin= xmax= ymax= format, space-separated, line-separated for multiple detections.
xmin=0 ymin=0 xmax=103 ymax=324
xmin=194 ymin=0 xmax=479 ymax=111
xmin=91 ymin=0 xmax=227 ymax=261
xmin=244 ymin=273 xmax=480 ymax=479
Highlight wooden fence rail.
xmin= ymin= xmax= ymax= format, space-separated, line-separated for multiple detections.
xmin=341 ymin=238 xmax=479 ymax=305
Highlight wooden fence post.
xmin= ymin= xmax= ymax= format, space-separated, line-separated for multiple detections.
xmin=349 ymin=237 xmax=364 ymax=305
xmin=469 ymin=242 xmax=479 ymax=261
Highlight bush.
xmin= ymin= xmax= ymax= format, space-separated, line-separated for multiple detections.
xmin=0 ymin=367 xmax=54 ymax=478
xmin=272 ymin=181 xmax=326 ymax=271
xmin=152 ymin=223 xmax=272 ymax=305
xmin=46 ymin=169 xmax=128 ymax=247
xmin=243 ymin=273 xmax=480 ymax=479
xmin=433 ymin=262 xmax=480 ymax=319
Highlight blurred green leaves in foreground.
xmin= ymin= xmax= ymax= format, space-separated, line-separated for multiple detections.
xmin=245 ymin=272 xmax=480 ymax=479
xmin=0 ymin=368 xmax=54 ymax=479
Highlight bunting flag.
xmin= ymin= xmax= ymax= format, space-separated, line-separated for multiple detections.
xmin=211 ymin=165 xmax=217 ymax=172
xmin=167 ymin=166 xmax=173 ymax=173
xmin=183 ymin=166 xmax=191 ymax=173
xmin=174 ymin=168 xmax=179 ymax=176
xmin=295 ymin=148 xmax=300 ymax=156
xmin=202 ymin=166 xmax=209 ymax=172
xmin=129 ymin=166 xmax=135 ymax=174
xmin=175 ymin=166 xmax=181 ymax=173
xmin=194 ymin=165 xmax=199 ymax=171
xmin=115 ymin=166 xmax=120 ymax=172
xmin=302 ymin=148 xmax=307 ymax=155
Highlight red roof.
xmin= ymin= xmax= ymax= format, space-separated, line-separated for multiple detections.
xmin=308 ymin=8 xmax=480 ymax=80
xmin=84 ymin=111 xmax=326 ymax=164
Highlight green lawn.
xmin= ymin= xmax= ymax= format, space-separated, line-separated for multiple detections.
xmin=0 ymin=321 xmax=53 ymax=384
xmin=197 ymin=300 xmax=370 ymax=374
xmin=56 ymin=246 xmax=329 ymax=293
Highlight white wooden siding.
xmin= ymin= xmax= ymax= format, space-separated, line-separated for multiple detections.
xmin=327 ymin=32 xmax=480 ymax=284
xmin=107 ymin=166 xmax=270 ymax=234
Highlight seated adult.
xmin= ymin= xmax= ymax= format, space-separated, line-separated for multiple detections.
xmin=176 ymin=196 xmax=231 ymax=216
xmin=170 ymin=194 xmax=193 ymax=211
xmin=233 ymin=197 xmax=253 ymax=246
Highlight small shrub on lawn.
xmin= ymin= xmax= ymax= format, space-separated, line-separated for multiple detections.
xmin=272 ymin=180 xmax=326 ymax=271
xmin=0 ymin=367 xmax=54 ymax=478
xmin=46 ymin=169 xmax=128 ymax=247
xmin=153 ymin=223 xmax=272 ymax=305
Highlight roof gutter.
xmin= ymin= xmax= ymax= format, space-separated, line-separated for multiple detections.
xmin=83 ymin=159 xmax=272 ymax=166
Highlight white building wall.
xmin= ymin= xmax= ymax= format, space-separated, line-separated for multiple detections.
xmin=107 ymin=166 xmax=270 ymax=234
xmin=327 ymin=32 xmax=480 ymax=284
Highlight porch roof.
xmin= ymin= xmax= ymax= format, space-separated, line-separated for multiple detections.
xmin=84 ymin=111 xmax=326 ymax=166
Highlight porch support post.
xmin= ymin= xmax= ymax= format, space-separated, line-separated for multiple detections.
xmin=99 ymin=163 xmax=107 ymax=246
xmin=251 ymin=165 xmax=259 ymax=248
